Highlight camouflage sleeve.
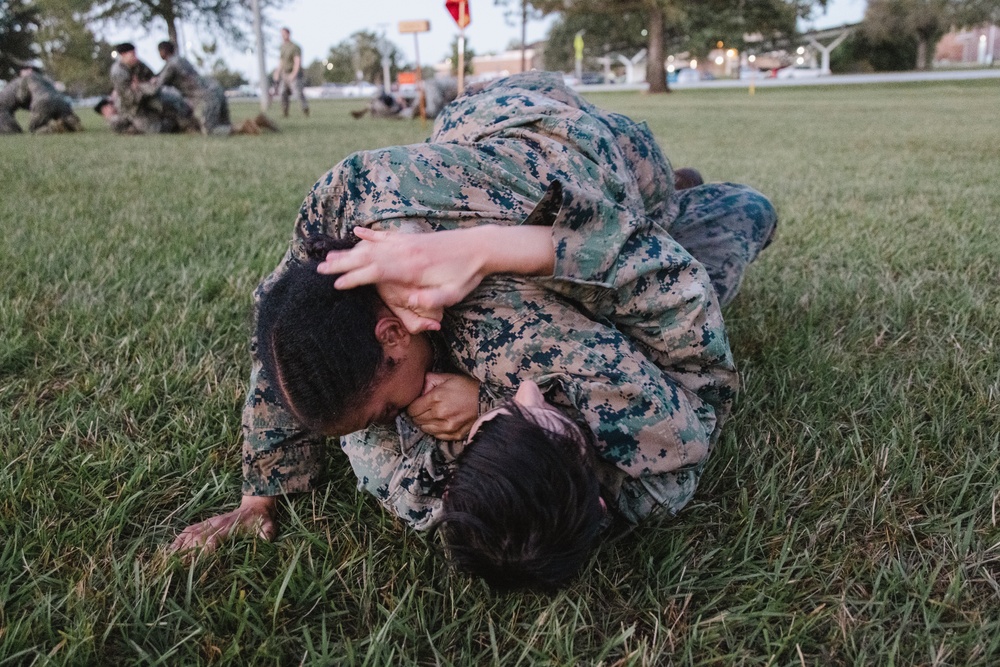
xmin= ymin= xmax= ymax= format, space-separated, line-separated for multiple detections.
xmin=444 ymin=275 xmax=724 ymax=520
xmin=340 ymin=416 xmax=454 ymax=530
xmin=111 ymin=66 xmax=144 ymax=112
xmin=240 ymin=170 xmax=346 ymax=497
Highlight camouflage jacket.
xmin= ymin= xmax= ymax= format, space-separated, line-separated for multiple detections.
xmin=147 ymin=56 xmax=217 ymax=102
xmin=242 ymin=71 xmax=737 ymax=527
xmin=110 ymin=59 xmax=157 ymax=117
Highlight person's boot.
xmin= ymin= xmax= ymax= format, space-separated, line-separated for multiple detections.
xmin=254 ymin=113 xmax=280 ymax=132
xmin=303 ymin=107 xmax=310 ymax=118
xmin=673 ymin=167 xmax=704 ymax=191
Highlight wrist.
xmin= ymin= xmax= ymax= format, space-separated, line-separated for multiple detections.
xmin=240 ymin=494 xmax=277 ymax=514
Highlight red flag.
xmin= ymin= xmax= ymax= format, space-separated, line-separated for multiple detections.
xmin=446 ymin=0 xmax=471 ymax=28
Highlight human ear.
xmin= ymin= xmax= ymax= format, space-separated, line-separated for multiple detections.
xmin=374 ymin=316 xmax=410 ymax=351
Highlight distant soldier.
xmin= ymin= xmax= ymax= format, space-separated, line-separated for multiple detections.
xmin=21 ymin=68 xmax=83 ymax=133
xmin=145 ymin=41 xmax=232 ymax=136
xmin=0 ymin=67 xmax=83 ymax=134
xmin=109 ymin=43 xmax=200 ymax=134
xmin=274 ymin=27 xmax=308 ymax=118
xmin=0 ymin=77 xmax=27 ymax=133
xmin=350 ymin=79 xmax=458 ymax=121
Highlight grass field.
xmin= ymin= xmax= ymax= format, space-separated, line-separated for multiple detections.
xmin=2 ymin=80 xmax=999 ymax=666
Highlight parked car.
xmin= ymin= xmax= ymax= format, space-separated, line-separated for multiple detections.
xmin=776 ymin=66 xmax=824 ymax=79
xmin=668 ymin=68 xmax=702 ymax=84
xmin=225 ymin=84 xmax=260 ymax=98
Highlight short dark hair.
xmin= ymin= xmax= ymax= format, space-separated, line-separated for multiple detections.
xmin=93 ymin=97 xmax=113 ymax=115
xmin=439 ymin=403 xmax=605 ymax=592
xmin=114 ymin=43 xmax=135 ymax=55
xmin=157 ymin=41 xmax=176 ymax=56
xmin=255 ymin=235 xmax=387 ymax=433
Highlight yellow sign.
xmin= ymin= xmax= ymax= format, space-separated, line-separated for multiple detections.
xmin=399 ymin=20 xmax=431 ymax=34
xmin=574 ymin=34 xmax=584 ymax=60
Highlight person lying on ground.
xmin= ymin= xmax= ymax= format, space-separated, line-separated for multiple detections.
xmin=169 ymin=71 xmax=775 ymax=589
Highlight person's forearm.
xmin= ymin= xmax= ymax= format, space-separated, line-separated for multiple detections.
xmin=474 ymin=225 xmax=555 ymax=278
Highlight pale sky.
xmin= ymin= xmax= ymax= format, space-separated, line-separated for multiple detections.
xmin=106 ymin=0 xmax=867 ymax=83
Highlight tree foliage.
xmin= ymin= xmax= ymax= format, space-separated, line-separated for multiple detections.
xmin=210 ymin=59 xmax=247 ymax=88
xmin=321 ymin=30 xmax=403 ymax=85
xmin=0 ymin=0 xmax=41 ymax=80
xmin=863 ymin=0 xmax=952 ymax=69
xmin=448 ymin=35 xmax=475 ymax=75
xmin=93 ymin=0 xmax=285 ymax=49
xmin=536 ymin=0 xmax=819 ymax=93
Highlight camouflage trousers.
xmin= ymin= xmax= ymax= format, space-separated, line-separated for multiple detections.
xmin=28 ymin=98 xmax=82 ymax=134
xmin=278 ymin=73 xmax=308 ymax=115
xmin=0 ymin=111 xmax=21 ymax=134
xmin=666 ymin=182 xmax=777 ymax=308
xmin=195 ymin=84 xmax=232 ymax=136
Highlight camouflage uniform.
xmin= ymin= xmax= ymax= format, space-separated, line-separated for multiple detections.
xmin=0 ymin=72 xmax=82 ymax=134
xmin=147 ymin=56 xmax=231 ymax=135
xmin=21 ymin=71 xmax=82 ymax=133
xmin=241 ymin=71 xmax=776 ymax=529
xmin=0 ymin=77 xmax=27 ymax=133
xmin=110 ymin=58 xmax=196 ymax=134
xmin=277 ymin=39 xmax=308 ymax=116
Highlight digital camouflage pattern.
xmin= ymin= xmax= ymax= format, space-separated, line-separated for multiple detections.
xmin=242 ymin=71 xmax=776 ymax=528
xmin=0 ymin=72 xmax=82 ymax=134
xmin=22 ymin=72 xmax=82 ymax=133
xmin=109 ymin=58 xmax=197 ymax=134
xmin=144 ymin=56 xmax=231 ymax=135
xmin=0 ymin=77 xmax=26 ymax=133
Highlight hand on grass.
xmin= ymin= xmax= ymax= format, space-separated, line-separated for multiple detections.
xmin=407 ymin=372 xmax=481 ymax=441
xmin=169 ymin=495 xmax=277 ymax=556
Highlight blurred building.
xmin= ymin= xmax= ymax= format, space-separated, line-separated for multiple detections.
xmin=935 ymin=25 xmax=998 ymax=65
xmin=434 ymin=45 xmax=544 ymax=81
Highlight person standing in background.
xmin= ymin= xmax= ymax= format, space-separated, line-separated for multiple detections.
xmin=274 ymin=27 xmax=309 ymax=118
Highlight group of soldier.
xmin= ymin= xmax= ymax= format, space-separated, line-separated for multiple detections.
xmin=98 ymin=41 xmax=277 ymax=136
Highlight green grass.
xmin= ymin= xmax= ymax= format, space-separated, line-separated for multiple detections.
xmin=2 ymin=82 xmax=999 ymax=665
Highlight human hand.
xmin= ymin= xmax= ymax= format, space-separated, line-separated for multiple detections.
xmin=168 ymin=495 xmax=277 ymax=556
xmin=317 ymin=226 xmax=489 ymax=331
xmin=407 ymin=372 xmax=481 ymax=441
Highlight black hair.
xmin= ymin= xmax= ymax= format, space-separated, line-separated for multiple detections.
xmin=439 ymin=402 xmax=605 ymax=592
xmin=93 ymin=97 xmax=113 ymax=115
xmin=114 ymin=43 xmax=136 ymax=54
xmin=255 ymin=235 xmax=387 ymax=434
xmin=157 ymin=41 xmax=176 ymax=56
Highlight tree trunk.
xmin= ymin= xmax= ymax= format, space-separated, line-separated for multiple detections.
xmin=645 ymin=3 xmax=669 ymax=93
xmin=915 ymin=38 xmax=928 ymax=70
xmin=163 ymin=0 xmax=178 ymax=48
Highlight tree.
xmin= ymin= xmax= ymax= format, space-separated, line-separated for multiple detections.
xmin=322 ymin=31 xmax=403 ymax=84
xmin=0 ymin=0 xmax=41 ymax=80
xmin=448 ymin=34 xmax=475 ymax=75
xmin=535 ymin=0 xmax=821 ymax=93
xmin=544 ymin=11 xmax=648 ymax=72
xmin=863 ymin=0 xmax=950 ymax=70
xmin=210 ymin=59 xmax=247 ymax=89
xmin=95 ymin=0 xmax=285 ymax=49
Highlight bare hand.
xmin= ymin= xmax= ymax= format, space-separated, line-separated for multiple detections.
xmin=316 ymin=227 xmax=489 ymax=332
xmin=169 ymin=495 xmax=277 ymax=556
xmin=407 ymin=372 xmax=481 ymax=441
